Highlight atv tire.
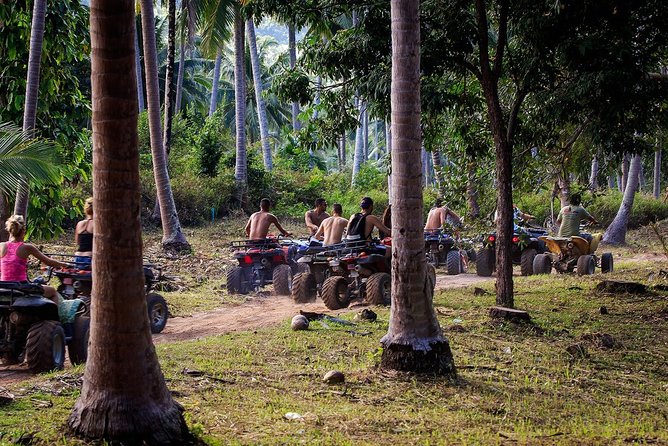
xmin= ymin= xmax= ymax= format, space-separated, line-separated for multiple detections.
xmin=577 ymin=255 xmax=595 ymax=276
xmin=273 ymin=264 xmax=293 ymax=295
xmin=601 ymin=253 xmax=614 ymax=273
xmin=226 ymin=266 xmax=249 ymax=295
xmin=147 ymin=293 xmax=169 ymax=333
xmin=446 ymin=250 xmax=462 ymax=275
xmin=25 ymin=320 xmax=66 ymax=374
xmin=293 ymin=263 xmax=310 ymax=275
xmin=532 ymin=254 xmax=552 ymax=275
xmin=292 ymin=272 xmax=317 ymax=303
xmin=321 ymin=276 xmax=350 ymax=310
xmin=520 ymin=248 xmax=538 ymax=276
xmin=69 ymin=315 xmax=90 ymax=365
xmin=476 ymin=248 xmax=495 ymax=277
xmin=365 ymin=272 xmax=391 ymax=305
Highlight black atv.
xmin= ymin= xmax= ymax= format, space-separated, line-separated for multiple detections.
xmin=291 ymin=240 xmax=337 ymax=303
xmin=424 ymin=229 xmax=469 ymax=275
xmin=227 ymin=238 xmax=304 ymax=296
xmin=45 ymin=260 xmax=169 ymax=334
xmin=476 ymin=222 xmax=548 ymax=277
xmin=0 ymin=281 xmax=89 ymax=372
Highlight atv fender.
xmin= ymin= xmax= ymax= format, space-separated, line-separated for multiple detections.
xmin=11 ymin=297 xmax=59 ymax=321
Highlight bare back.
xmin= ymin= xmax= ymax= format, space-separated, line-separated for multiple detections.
xmin=246 ymin=211 xmax=277 ymax=240
xmin=319 ymin=216 xmax=349 ymax=245
xmin=424 ymin=207 xmax=445 ymax=230
xmin=305 ymin=210 xmax=330 ymax=236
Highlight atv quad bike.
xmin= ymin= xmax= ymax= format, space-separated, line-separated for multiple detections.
xmin=317 ymin=239 xmax=392 ymax=310
xmin=476 ymin=222 xmax=548 ymax=277
xmin=227 ymin=237 xmax=305 ymax=296
xmin=291 ymin=241 xmax=342 ymax=304
xmin=45 ymin=260 xmax=169 ymax=334
xmin=424 ymin=229 xmax=468 ymax=275
xmin=533 ymin=233 xmax=613 ymax=276
xmin=0 ymin=281 xmax=89 ymax=372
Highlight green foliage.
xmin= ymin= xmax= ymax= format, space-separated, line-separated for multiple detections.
xmin=274 ymin=128 xmax=326 ymax=172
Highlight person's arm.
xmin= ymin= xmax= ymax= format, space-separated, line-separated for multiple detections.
xmin=582 ymin=208 xmax=597 ymax=225
xmin=74 ymin=221 xmax=81 ymax=246
xmin=447 ymin=208 xmax=462 ymax=224
xmin=370 ymin=216 xmax=391 ymax=237
xmin=271 ymin=215 xmax=292 ymax=237
xmin=244 ymin=217 xmax=252 ymax=237
xmin=305 ymin=211 xmax=318 ymax=233
xmin=24 ymin=244 xmax=68 ymax=269
xmin=314 ymin=221 xmax=326 ymax=240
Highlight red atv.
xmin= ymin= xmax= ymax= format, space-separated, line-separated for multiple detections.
xmin=45 ymin=259 xmax=169 ymax=334
xmin=227 ymin=237 xmax=302 ymax=296
xmin=318 ymin=239 xmax=392 ymax=310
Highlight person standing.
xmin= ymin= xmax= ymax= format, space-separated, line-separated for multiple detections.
xmin=304 ymin=198 xmax=330 ymax=236
xmin=74 ymin=197 xmax=94 ymax=268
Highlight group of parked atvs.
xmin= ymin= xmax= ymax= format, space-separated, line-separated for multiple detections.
xmin=0 ymin=258 xmax=169 ymax=374
xmin=226 ymin=221 xmax=614 ymax=310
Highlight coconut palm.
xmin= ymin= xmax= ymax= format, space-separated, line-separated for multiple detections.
xmin=140 ymin=0 xmax=190 ymax=250
xmin=247 ymin=18 xmax=273 ymax=170
xmin=14 ymin=0 xmax=47 ymax=218
xmin=0 ymin=123 xmax=59 ymax=196
xmin=603 ymin=153 xmax=642 ymax=245
xmin=380 ymin=0 xmax=456 ymax=375
xmin=68 ymin=1 xmax=190 ymax=442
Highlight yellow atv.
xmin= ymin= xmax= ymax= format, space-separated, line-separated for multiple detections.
xmin=532 ymin=233 xmax=613 ymax=275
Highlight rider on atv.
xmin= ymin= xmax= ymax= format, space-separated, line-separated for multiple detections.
xmin=245 ymin=198 xmax=293 ymax=240
xmin=425 ymin=198 xmax=461 ymax=231
xmin=346 ymin=197 xmax=391 ymax=246
xmin=556 ymin=193 xmax=598 ymax=242
xmin=314 ymin=203 xmax=349 ymax=246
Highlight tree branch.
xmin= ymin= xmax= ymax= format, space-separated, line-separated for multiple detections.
xmin=475 ymin=0 xmax=491 ymax=79
xmin=493 ymin=0 xmax=508 ymax=80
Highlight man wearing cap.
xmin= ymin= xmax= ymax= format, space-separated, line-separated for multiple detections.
xmin=346 ymin=197 xmax=391 ymax=241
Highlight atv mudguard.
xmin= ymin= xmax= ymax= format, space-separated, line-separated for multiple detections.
xmin=11 ymin=296 xmax=59 ymax=321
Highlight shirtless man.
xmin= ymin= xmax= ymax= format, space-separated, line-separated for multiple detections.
xmin=304 ymin=198 xmax=330 ymax=237
xmin=347 ymin=197 xmax=391 ymax=241
xmin=424 ymin=199 xmax=461 ymax=230
xmin=314 ymin=204 xmax=348 ymax=245
xmin=245 ymin=198 xmax=292 ymax=240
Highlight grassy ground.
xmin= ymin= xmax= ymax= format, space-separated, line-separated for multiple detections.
xmin=1 ymin=223 xmax=667 ymax=445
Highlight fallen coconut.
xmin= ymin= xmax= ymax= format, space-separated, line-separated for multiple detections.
xmin=323 ymin=370 xmax=345 ymax=384
xmin=291 ymin=314 xmax=309 ymax=331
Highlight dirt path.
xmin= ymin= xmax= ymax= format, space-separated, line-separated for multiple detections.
xmin=0 ymin=272 xmax=491 ymax=386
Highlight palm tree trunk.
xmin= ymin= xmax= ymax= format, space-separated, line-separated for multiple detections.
xmin=431 ymin=146 xmax=443 ymax=192
xmin=13 ymin=0 xmax=47 ymax=218
xmin=288 ymin=23 xmax=300 ymax=131
xmin=209 ymin=48 xmax=222 ymax=116
xmin=617 ymin=173 xmax=622 ymax=192
xmin=0 ymin=193 xmax=9 ymax=241
xmin=467 ymin=161 xmax=480 ymax=218
xmin=246 ymin=19 xmax=273 ymax=171
xmin=351 ymin=97 xmax=365 ymax=186
xmin=589 ymin=155 xmax=598 ymax=191
xmin=234 ymin=9 xmax=247 ymax=206
xmin=363 ymin=102 xmax=369 ymax=160
xmin=607 ymin=175 xmax=615 ymax=190
xmin=603 ymin=154 xmax=641 ymax=245
xmin=557 ymin=173 xmax=570 ymax=208
xmin=381 ymin=0 xmax=454 ymax=375
xmin=174 ymin=42 xmax=186 ymax=113
xmin=162 ymin=0 xmax=176 ymax=157
xmin=339 ymin=132 xmax=346 ymax=169
xmin=68 ymin=1 xmax=190 ymax=441
xmin=638 ymin=159 xmax=646 ymax=191
xmin=386 ymin=120 xmax=392 ymax=199
xmin=139 ymin=0 xmax=189 ymax=250
xmin=621 ymin=153 xmax=630 ymax=192
xmin=134 ymin=20 xmax=145 ymax=111
xmin=654 ymin=145 xmax=661 ymax=199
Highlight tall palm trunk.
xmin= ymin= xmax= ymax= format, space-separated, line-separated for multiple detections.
xmin=557 ymin=173 xmax=570 ymax=208
xmin=288 ymin=24 xmax=300 ymax=131
xmin=338 ymin=133 xmax=346 ymax=169
xmin=621 ymin=153 xmax=630 ymax=192
xmin=603 ymin=154 xmax=641 ymax=245
xmin=466 ymin=161 xmax=480 ymax=218
xmin=14 ymin=0 xmax=47 ymax=218
xmin=638 ymin=160 xmax=646 ymax=191
xmin=607 ymin=175 xmax=615 ymax=190
xmin=174 ymin=42 xmax=186 ymax=113
xmin=589 ymin=155 xmax=598 ymax=191
xmin=363 ymin=102 xmax=369 ymax=160
xmin=233 ymin=9 xmax=247 ymax=205
xmin=209 ymin=48 xmax=222 ymax=116
xmin=381 ymin=0 xmax=454 ymax=375
xmin=134 ymin=20 xmax=145 ymax=111
xmin=386 ymin=120 xmax=392 ymax=200
xmin=68 ymin=1 xmax=190 ymax=441
xmin=351 ymin=97 xmax=365 ymax=186
xmin=246 ymin=19 xmax=273 ymax=171
xmin=140 ymin=0 xmax=189 ymax=250
xmin=654 ymin=145 xmax=661 ymax=199
xmin=431 ymin=146 xmax=443 ymax=192
xmin=0 ymin=193 xmax=8 ymax=241
xmin=162 ymin=0 xmax=176 ymax=156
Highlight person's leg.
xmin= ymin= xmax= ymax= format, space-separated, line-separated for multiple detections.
xmin=42 ymin=285 xmax=60 ymax=304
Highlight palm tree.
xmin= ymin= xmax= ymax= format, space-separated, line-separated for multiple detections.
xmin=13 ymin=0 xmax=47 ymax=219
xmin=209 ymin=48 xmax=223 ymax=116
xmin=233 ymin=6 xmax=247 ymax=204
xmin=67 ymin=1 xmax=190 ymax=441
xmin=246 ymin=18 xmax=273 ymax=170
xmin=380 ymin=0 xmax=455 ymax=375
xmin=140 ymin=0 xmax=190 ymax=251
xmin=603 ymin=153 xmax=642 ymax=245
xmin=288 ymin=23 xmax=300 ymax=131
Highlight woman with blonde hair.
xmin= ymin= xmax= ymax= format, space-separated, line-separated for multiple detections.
xmin=74 ymin=197 xmax=94 ymax=268
xmin=0 ymin=215 xmax=68 ymax=303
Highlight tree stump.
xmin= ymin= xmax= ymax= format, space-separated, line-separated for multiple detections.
xmin=595 ymin=280 xmax=647 ymax=294
xmin=489 ymin=306 xmax=531 ymax=322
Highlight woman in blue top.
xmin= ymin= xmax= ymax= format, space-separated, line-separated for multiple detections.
xmin=74 ymin=197 xmax=94 ymax=268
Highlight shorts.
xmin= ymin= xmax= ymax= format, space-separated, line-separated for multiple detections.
xmin=74 ymin=256 xmax=92 ymax=269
